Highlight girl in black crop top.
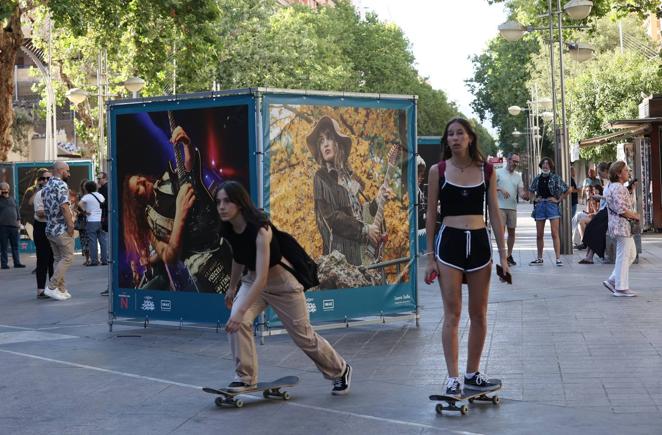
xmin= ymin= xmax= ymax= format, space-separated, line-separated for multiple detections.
xmin=423 ymin=118 xmax=509 ymax=398
xmin=215 ymin=181 xmax=351 ymax=395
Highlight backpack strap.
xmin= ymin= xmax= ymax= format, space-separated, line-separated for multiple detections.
xmin=437 ymin=160 xmax=446 ymax=180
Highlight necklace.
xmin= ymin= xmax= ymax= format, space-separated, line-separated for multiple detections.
xmin=450 ymin=158 xmax=473 ymax=173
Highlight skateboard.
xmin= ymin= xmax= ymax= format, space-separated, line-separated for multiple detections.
xmin=203 ymin=375 xmax=299 ymax=408
xmin=429 ymin=384 xmax=502 ymax=415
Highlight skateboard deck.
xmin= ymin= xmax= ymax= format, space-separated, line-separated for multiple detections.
xmin=429 ymin=383 xmax=502 ymax=415
xmin=203 ymin=375 xmax=299 ymax=408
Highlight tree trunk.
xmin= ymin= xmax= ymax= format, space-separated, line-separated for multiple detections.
xmin=0 ymin=5 xmax=24 ymax=161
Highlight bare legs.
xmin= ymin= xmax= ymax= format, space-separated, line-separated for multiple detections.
xmin=506 ymin=227 xmax=516 ymax=257
xmin=438 ymin=262 xmax=491 ymax=377
xmin=535 ymin=219 xmax=561 ymax=260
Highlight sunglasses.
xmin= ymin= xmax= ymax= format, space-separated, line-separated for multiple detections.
xmin=0 ymin=191 xmax=9 ymax=195
xmin=39 ymin=177 xmax=51 ymax=181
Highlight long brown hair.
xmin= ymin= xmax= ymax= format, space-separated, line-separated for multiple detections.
xmin=122 ymin=175 xmax=154 ymax=260
xmin=217 ymin=181 xmax=270 ymax=234
xmin=440 ymin=117 xmax=485 ymax=163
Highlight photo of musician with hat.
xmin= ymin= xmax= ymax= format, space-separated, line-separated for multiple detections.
xmin=307 ymin=115 xmax=391 ymax=266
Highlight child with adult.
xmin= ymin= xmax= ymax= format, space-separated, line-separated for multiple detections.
xmin=528 ymin=157 xmax=569 ymax=267
xmin=424 ymin=118 xmax=509 ymax=398
xmin=216 ymin=181 xmax=351 ymax=395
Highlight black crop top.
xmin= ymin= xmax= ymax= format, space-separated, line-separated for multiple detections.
xmin=223 ymin=222 xmax=282 ymax=271
xmin=438 ymin=165 xmax=487 ymax=218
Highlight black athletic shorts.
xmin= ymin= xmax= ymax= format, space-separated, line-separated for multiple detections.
xmin=434 ymin=225 xmax=492 ymax=272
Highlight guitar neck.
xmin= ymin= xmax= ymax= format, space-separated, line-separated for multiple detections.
xmin=372 ymin=164 xmax=394 ymax=230
xmin=167 ymin=111 xmax=186 ymax=180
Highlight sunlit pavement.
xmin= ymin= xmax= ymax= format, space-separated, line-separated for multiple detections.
xmin=1 ymin=204 xmax=661 ymax=434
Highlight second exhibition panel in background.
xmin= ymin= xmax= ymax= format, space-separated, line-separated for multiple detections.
xmin=262 ymin=91 xmax=418 ymax=325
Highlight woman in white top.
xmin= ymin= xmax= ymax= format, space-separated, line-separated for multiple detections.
xmin=33 ymin=171 xmax=54 ymax=298
xmin=79 ymin=180 xmax=107 ymax=266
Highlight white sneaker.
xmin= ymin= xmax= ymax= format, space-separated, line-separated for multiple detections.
xmin=44 ymin=287 xmax=67 ymax=301
xmin=613 ymin=289 xmax=637 ymax=297
xmin=62 ymin=290 xmax=72 ymax=299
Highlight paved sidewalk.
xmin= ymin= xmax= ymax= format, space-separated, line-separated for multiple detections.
xmin=1 ymin=204 xmax=661 ymax=435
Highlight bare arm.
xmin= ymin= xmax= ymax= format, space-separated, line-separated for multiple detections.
xmin=150 ymin=184 xmax=195 ymax=264
xmin=171 ymin=126 xmax=193 ymax=172
xmin=425 ymin=164 xmax=439 ymax=256
xmin=226 ymin=227 xmax=271 ymax=332
xmin=225 ymin=260 xmax=245 ymax=309
xmin=61 ymin=203 xmax=74 ymax=236
xmin=487 ymin=171 xmax=507 ymax=263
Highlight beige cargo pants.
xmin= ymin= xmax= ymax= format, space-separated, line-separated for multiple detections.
xmin=228 ymin=265 xmax=346 ymax=384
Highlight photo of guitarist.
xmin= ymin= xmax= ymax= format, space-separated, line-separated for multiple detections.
xmin=122 ymin=125 xmax=233 ymax=293
xmin=308 ymin=116 xmax=393 ymax=266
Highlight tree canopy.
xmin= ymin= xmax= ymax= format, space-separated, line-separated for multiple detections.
xmin=468 ymin=1 xmax=660 ymax=163
xmin=0 ymin=0 xmax=495 ymax=161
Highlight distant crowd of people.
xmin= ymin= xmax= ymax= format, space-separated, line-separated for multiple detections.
xmin=0 ymin=164 xmax=109 ymax=300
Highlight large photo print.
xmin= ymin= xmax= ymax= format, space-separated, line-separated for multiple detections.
xmin=268 ymin=104 xmax=410 ymax=289
xmin=115 ymin=105 xmax=250 ymax=294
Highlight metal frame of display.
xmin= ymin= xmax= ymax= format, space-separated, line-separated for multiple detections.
xmin=106 ymin=88 xmax=420 ymax=338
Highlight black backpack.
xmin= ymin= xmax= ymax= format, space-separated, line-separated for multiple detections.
xmin=272 ymin=225 xmax=319 ymax=291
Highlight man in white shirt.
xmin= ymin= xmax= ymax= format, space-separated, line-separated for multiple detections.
xmin=496 ymin=153 xmax=529 ymax=266
xmin=79 ymin=180 xmax=108 ymax=266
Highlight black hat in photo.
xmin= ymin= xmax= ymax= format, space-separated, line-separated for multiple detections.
xmin=306 ymin=116 xmax=352 ymax=162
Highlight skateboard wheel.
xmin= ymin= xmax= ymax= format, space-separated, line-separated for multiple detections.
xmin=460 ymin=405 xmax=469 ymax=415
xmin=235 ymin=399 xmax=244 ymax=408
xmin=468 ymin=398 xmax=475 ymax=404
xmin=214 ymin=397 xmax=224 ymax=407
xmin=492 ymin=395 xmax=500 ymax=405
xmin=435 ymin=404 xmax=443 ymax=414
xmin=282 ymin=391 xmax=291 ymax=401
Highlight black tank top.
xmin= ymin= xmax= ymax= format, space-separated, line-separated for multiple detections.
xmin=223 ymin=222 xmax=282 ymax=271
xmin=438 ymin=164 xmax=486 ymax=218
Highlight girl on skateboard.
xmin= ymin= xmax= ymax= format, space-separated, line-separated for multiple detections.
xmin=424 ymin=118 xmax=508 ymax=398
xmin=216 ymin=181 xmax=351 ymax=395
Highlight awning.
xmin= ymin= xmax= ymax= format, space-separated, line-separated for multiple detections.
xmin=579 ymin=124 xmax=650 ymax=148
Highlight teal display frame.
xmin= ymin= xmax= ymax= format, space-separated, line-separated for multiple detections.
xmin=107 ymin=90 xmax=258 ymax=325
xmin=260 ymin=91 xmax=418 ymax=326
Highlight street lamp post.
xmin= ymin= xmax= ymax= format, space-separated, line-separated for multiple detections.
xmin=65 ymin=75 xmax=145 ymax=172
xmin=498 ymin=0 xmax=593 ymax=255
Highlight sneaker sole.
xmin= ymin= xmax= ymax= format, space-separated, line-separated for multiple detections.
xmin=612 ymin=291 xmax=637 ymax=297
xmin=602 ymin=281 xmax=615 ymax=294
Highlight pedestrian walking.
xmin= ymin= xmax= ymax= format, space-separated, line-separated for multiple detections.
xmin=79 ymin=180 xmax=108 ymax=266
xmin=495 ymin=152 xmax=529 ymax=265
xmin=0 ymin=182 xmax=26 ymax=269
xmin=603 ymin=161 xmax=639 ymax=297
xmin=216 ymin=181 xmax=351 ymax=395
xmin=32 ymin=171 xmax=54 ymax=299
xmin=528 ymin=157 xmax=569 ymax=267
xmin=424 ymin=118 xmax=508 ymax=398
xmin=42 ymin=161 xmax=75 ymax=301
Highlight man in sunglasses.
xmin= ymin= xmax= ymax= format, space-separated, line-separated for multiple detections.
xmin=0 ymin=182 xmax=26 ymax=269
xmin=495 ymin=153 xmax=529 ymax=266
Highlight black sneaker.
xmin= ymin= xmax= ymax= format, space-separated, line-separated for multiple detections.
xmin=332 ymin=364 xmax=352 ymax=395
xmin=529 ymin=258 xmax=544 ymax=266
xmin=227 ymin=381 xmax=255 ymax=392
xmin=464 ymin=372 xmax=501 ymax=391
xmin=100 ymin=289 xmax=109 ymax=296
xmin=445 ymin=377 xmax=462 ymax=398
xmin=507 ymin=255 xmax=517 ymax=266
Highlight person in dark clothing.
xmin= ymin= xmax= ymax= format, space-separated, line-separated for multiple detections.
xmin=32 ymin=171 xmax=54 ymax=298
xmin=307 ymin=116 xmax=388 ymax=266
xmin=217 ymin=181 xmax=351 ymax=395
xmin=0 ymin=182 xmax=25 ymax=269
xmin=570 ymin=166 xmax=579 ymax=219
